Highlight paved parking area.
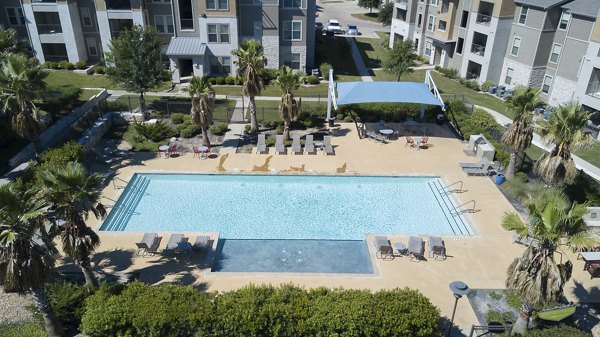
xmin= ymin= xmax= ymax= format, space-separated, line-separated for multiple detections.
xmin=316 ymin=0 xmax=388 ymax=38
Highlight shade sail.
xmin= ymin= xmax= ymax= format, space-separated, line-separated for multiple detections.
xmin=335 ymin=81 xmax=444 ymax=106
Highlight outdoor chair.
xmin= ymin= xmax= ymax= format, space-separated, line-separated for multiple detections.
xmin=201 ymin=145 xmax=211 ymax=159
xmin=418 ymin=136 xmax=429 ymax=149
xmin=304 ymin=135 xmax=316 ymax=154
xmin=374 ymin=236 xmax=394 ymax=260
xmin=405 ymin=136 xmax=415 ymax=148
xmin=408 ymin=236 xmax=425 ymax=261
xmin=366 ymin=130 xmax=385 ymax=142
xmin=164 ymin=234 xmax=190 ymax=254
xmin=323 ymin=136 xmax=335 ymax=155
xmin=144 ymin=236 xmax=162 ymax=256
xmin=512 ymin=233 xmax=537 ymax=247
xmin=256 ymin=134 xmax=267 ymax=154
xmin=464 ymin=166 xmax=491 ymax=176
xmin=192 ymin=146 xmax=201 ymax=158
xmin=168 ymin=144 xmax=178 ymax=156
xmin=458 ymin=158 xmax=490 ymax=169
xmin=192 ymin=235 xmax=210 ymax=253
xmin=135 ymin=233 xmax=158 ymax=256
xmin=275 ymin=135 xmax=287 ymax=154
xmin=291 ymin=135 xmax=302 ymax=154
xmin=428 ymin=236 xmax=446 ymax=260
xmin=578 ymin=252 xmax=600 ymax=279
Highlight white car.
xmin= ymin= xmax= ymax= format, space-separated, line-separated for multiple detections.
xmin=346 ymin=24 xmax=359 ymax=35
xmin=327 ymin=19 xmax=342 ymax=34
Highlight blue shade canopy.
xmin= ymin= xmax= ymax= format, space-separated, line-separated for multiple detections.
xmin=335 ymin=82 xmax=444 ymax=106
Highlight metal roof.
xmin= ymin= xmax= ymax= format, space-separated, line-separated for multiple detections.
xmin=166 ymin=37 xmax=207 ymax=56
xmin=514 ymin=0 xmax=572 ymax=10
xmin=335 ymin=82 xmax=444 ymax=106
xmin=563 ymin=0 xmax=600 ymax=19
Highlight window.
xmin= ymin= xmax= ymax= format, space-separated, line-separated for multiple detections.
xmin=425 ymin=41 xmax=432 ymax=56
xmin=542 ymin=75 xmax=552 ymax=93
xmin=207 ymin=24 xmax=230 ymax=43
xmin=460 ymin=10 xmax=468 ymax=28
xmin=505 ymin=68 xmax=513 ymax=85
xmin=456 ymin=37 xmax=464 ymax=54
xmin=283 ymin=21 xmax=302 ymax=41
xmin=282 ymin=53 xmax=301 ymax=69
xmin=210 ymin=56 xmax=231 ymax=74
xmin=81 ymin=8 xmax=93 ymax=27
xmin=154 ymin=15 xmax=174 ymax=33
xmin=206 ymin=0 xmax=228 ymax=10
xmin=417 ymin=14 xmax=422 ymax=28
xmin=283 ymin=0 xmax=301 ymax=7
xmin=178 ymin=0 xmax=193 ymax=30
xmin=430 ymin=0 xmax=438 ymax=5
xmin=441 ymin=0 xmax=449 ymax=13
xmin=253 ymin=21 xmax=262 ymax=39
xmin=415 ymin=38 xmax=419 ymax=49
xmin=151 ymin=0 xmax=171 ymax=2
xmin=86 ymin=37 xmax=97 ymax=56
xmin=559 ymin=10 xmax=570 ymax=30
xmin=511 ymin=36 xmax=521 ymax=56
xmin=427 ymin=16 xmax=435 ymax=32
xmin=519 ymin=6 xmax=528 ymax=24
xmin=549 ymin=43 xmax=562 ymax=64
xmin=438 ymin=20 xmax=447 ymax=31
xmin=6 ymin=8 xmax=25 ymax=26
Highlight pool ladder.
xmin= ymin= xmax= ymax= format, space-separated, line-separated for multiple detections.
xmin=450 ymin=200 xmax=479 ymax=216
xmin=427 ymin=179 xmax=473 ymax=236
xmin=439 ymin=180 xmax=468 ymax=195
xmin=102 ymin=175 xmax=150 ymax=231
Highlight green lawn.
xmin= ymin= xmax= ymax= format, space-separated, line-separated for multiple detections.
xmin=45 ymin=70 xmax=171 ymax=91
xmin=316 ymin=35 xmax=361 ymax=82
xmin=351 ymin=13 xmax=380 ymax=23
xmin=214 ymin=83 xmax=329 ymax=97
xmin=355 ymin=32 xmax=390 ymax=69
xmin=573 ymin=146 xmax=600 ymax=168
xmin=252 ymin=100 xmax=327 ymax=122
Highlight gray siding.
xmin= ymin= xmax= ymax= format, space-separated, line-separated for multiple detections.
xmin=173 ymin=0 xmax=200 ymax=37
xmin=1 ymin=0 xmax=29 ymax=39
xmin=533 ymin=31 xmax=554 ymax=67
xmin=525 ymin=7 xmax=545 ymax=30
xmin=505 ymin=24 xmax=540 ymax=67
xmin=568 ymin=16 xmax=594 ymax=41
xmin=280 ymin=9 xmax=307 ymax=47
xmin=238 ymin=6 xmax=261 ymax=37
xmin=556 ymin=38 xmax=586 ymax=81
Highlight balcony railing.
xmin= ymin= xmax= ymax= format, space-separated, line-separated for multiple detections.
xmin=587 ymin=83 xmax=600 ymax=98
xmin=476 ymin=13 xmax=491 ymax=26
xmin=180 ymin=19 xmax=194 ymax=30
xmin=105 ymin=0 xmax=132 ymax=10
xmin=37 ymin=24 xmax=62 ymax=34
xmin=32 ymin=0 xmax=57 ymax=3
xmin=466 ymin=72 xmax=480 ymax=80
xmin=470 ymin=43 xmax=486 ymax=56
xmin=44 ymin=54 xmax=68 ymax=62
xmin=395 ymin=0 xmax=408 ymax=4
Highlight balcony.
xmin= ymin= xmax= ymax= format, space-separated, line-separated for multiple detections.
xmin=37 ymin=24 xmax=62 ymax=34
xmin=105 ymin=0 xmax=132 ymax=10
xmin=31 ymin=0 xmax=57 ymax=2
xmin=471 ymin=43 xmax=485 ymax=56
xmin=476 ymin=13 xmax=491 ymax=26
xmin=587 ymin=83 xmax=600 ymax=99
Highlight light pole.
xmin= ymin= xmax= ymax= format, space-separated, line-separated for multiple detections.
xmin=447 ymin=281 xmax=470 ymax=337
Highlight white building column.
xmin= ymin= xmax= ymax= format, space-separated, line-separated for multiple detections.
xmin=22 ymin=4 xmax=45 ymax=63
xmin=58 ymin=1 xmax=87 ymax=62
xmin=96 ymin=10 xmax=112 ymax=59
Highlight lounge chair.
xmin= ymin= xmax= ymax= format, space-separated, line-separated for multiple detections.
xmin=304 ymin=135 xmax=316 ymax=154
xmin=256 ymin=134 xmax=267 ymax=154
xmin=135 ymin=233 xmax=157 ymax=256
xmin=366 ymin=130 xmax=385 ymax=142
xmin=459 ymin=158 xmax=490 ymax=169
xmin=323 ymin=136 xmax=334 ymax=155
xmin=512 ymin=233 xmax=537 ymax=246
xmin=408 ymin=236 xmax=425 ymax=261
xmin=165 ymin=234 xmax=190 ymax=254
xmin=291 ymin=135 xmax=302 ymax=154
xmin=374 ymin=236 xmax=394 ymax=260
xmin=428 ymin=236 xmax=446 ymax=260
xmin=192 ymin=235 xmax=210 ymax=253
xmin=275 ymin=135 xmax=287 ymax=154
xmin=464 ymin=166 xmax=491 ymax=176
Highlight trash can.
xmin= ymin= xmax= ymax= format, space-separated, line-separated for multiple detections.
xmin=328 ymin=118 xmax=335 ymax=127
xmin=495 ymin=174 xmax=505 ymax=185
xmin=488 ymin=86 xmax=497 ymax=94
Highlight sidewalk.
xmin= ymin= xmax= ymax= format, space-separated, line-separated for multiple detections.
xmin=346 ymin=37 xmax=372 ymax=82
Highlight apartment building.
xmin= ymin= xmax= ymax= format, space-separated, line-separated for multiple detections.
xmin=0 ymin=0 xmax=316 ymax=84
xmin=578 ymin=8 xmax=600 ymax=113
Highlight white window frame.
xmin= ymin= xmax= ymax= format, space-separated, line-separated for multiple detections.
xmin=80 ymin=7 xmax=93 ymax=27
xmin=427 ymin=15 xmax=436 ymax=32
xmin=505 ymin=68 xmax=513 ymax=85
xmin=519 ymin=6 xmax=528 ymax=25
xmin=282 ymin=0 xmax=302 ymax=8
xmin=253 ymin=21 xmax=262 ymax=39
xmin=283 ymin=20 xmax=302 ymax=41
xmin=559 ymin=10 xmax=570 ymax=30
xmin=542 ymin=75 xmax=553 ymax=94
xmin=154 ymin=15 xmax=174 ymax=34
xmin=430 ymin=0 xmax=439 ymax=6
xmin=86 ymin=37 xmax=98 ymax=56
xmin=6 ymin=7 xmax=25 ymax=26
xmin=206 ymin=0 xmax=229 ymax=10
xmin=425 ymin=41 xmax=433 ymax=56
xmin=210 ymin=56 xmax=231 ymax=74
xmin=282 ymin=52 xmax=301 ymax=69
xmin=549 ymin=43 xmax=562 ymax=64
xmin=207 ymin=24 xmax=230 ymax=43
xmin=511 ymin=36 xmax=521 ymax=57
xmin=438 ymin=20 xmax=447 ymax=31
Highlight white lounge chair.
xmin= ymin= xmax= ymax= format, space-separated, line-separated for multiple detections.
xmin=165 ymin=234 xmax=189 ymax=254
xmin=256 ymin=134 xmax=267 ymax=154
xmin=304 ymin=135 xmax=316 ymax=154
xmin=192 ymin=235 xmax=210 ymax=253
xmin=428 ymin=236 xmax=446 ymax=260
xmin=135 ymin=233 xmax=157 ymax=256
xmin=291 ymin=134 xmax=302 ymax=154
xmin=408 ymin=236 xmax=425 ymax=261
xmin=459 ymin=158 xmax=490 ymax=169
xmin=374 ymin=236 xmax=394 ymax=260
xmin=323 ymin=136 xmax=334 ymax=155
xmin=275 ymin=135 xmax=287 ymax=154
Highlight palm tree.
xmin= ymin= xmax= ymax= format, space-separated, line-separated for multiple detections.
xmin=534 ymin=102 xmax=594 ymax=185
xmin=501 ymin=86 xmax=544 ymax=179
xmin=36 ymin=162 xmax=106 ymax=289
xmin=0 ymin=53 xmax=49 ymax=158
xmin=502 ymin=188 xmax=599 ymax=334
xmin=0 ymin=184 xmax=64 ymax=337
xmin=275 ymin=66 xmax=302 ymax=141
xmin=232 ymin=39 xmax=265 ymax=133
xmin=184 ymin=76 xmax=215 ymax=147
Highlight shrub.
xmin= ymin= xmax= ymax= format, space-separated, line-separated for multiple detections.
xmin=243 ymin=124 xmax=251 ymax=135
xmin=319 ymin=63 xmax=332 ymax=79
xmin=94 ymin=66 xmax=105 ymax=74
xmin=439 ymin=67 xmax=459 ymax=79
xmin=481 ymin=80 xmax=495 ymax=93
xmin=224 ymin=76 xmax=236 ymax=85
xmin=58 ymin=60 xmax=75 ymax=70
xmin=180 ymin=124 xmax=201 ymax=138
xmin=47 ymin=281 xmax=91 ymax=331
xmin=170 ymin=113 xmax=186 ymax=124
xmin=208 ymin=77 xmax=217 ymax=85
xmin=75 ymin=61 xmax=87 ymax=70
xmin=209 ymin=123 xmax=229 ymax=135
xmin=275 ymin=124 xmax=284 ymax=135
xmin=434 ymin=65 xmax=441 ymax=71
xmin=305 ymin=75 xmax=319 ymax=85
xmin=215 ymin=77 xmax=226 ymax=85
xmin=162 ymin=69 xmax=172 ymax=81
xmin=524 ymin=324 xmax=591 ymax=337
xmin=515 ymin=171 xmax=529 ymax=183
xmin=48 ymin=86 xmax=82 ymax=114
xmin=0 ymin=322 xmax=47 ymax=337
xmin=133 ymin=121 xmax=176 ymax=142
xmin=464 ymin=79 xmax=480 ymax=91
xmin=265 ymin=136 xmax=276 ymax=147
xmin=44 ymin=61 xmax=58 ymax=69
xmin=38 ymin=141 xmax=83 ymax=169
xmin=260 ymin=68 xmax=279 ymax=85
xmin=297 ymin=111 xmax=324 ymax=128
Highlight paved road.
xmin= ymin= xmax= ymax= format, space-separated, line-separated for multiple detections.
xmin=317 ymin=0 xmax=388 ymax=38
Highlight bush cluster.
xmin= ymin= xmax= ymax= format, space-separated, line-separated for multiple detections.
xmin=458 ymin=77 xmax=481 ymax=91
xmin=434 ymin=66 xmax=481 ymax=91
xmin=481 ymin=80 xmax=495 ymax=93
xmin=80 ymin=283 xmax=441 ymax=337
xmin=296 ymin=111 xmax=324 ymax=129
xmin=260 ymin=68 xmax=280 ymax=85
xmin=47 ymin=281 xmax=91 ymax=332
xmin=305 ymin=75 xmax=319 ymax=85
xmin=44 ymin=61 xmax=76 ymax=70
xmin=338 ymin=102 xmax=441 ymax=123
xmin=319 ymin=63 xmax=331 ymax=79
xmin=94 ymin=66 xmax=105 ymax=75
xmin=75 ymin=61 xmax=87 ymax=70
xmin=524 ymin=324 xmax=591 ymax=337
xmin=435 ymin=66 xmax=459 ymax=79
xmin=171 ymin=114 xmax=204 ymax=138
xmin=209 ymin=123 xmax=229 ymax=135
xmin=208 ymin=75 xmax=241 ymax=85
xmin=123 ymin=121 xmax=176 ymax=151
xmin=46 ymin=86 xmax=82 ymax=115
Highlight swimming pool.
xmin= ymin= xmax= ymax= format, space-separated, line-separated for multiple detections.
xmin=101 ymin=174 xmax=472 ymax=239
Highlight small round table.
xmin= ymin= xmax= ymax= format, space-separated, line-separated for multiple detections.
xmin=158 ymin=145 xmax=170 ymax=158
xmin=394 ymin=242 xmax=408 ymax=256
xmin=379 ymin=129 xmax=394 ymax=139
xmin=198 ymin=146 xmax=209 ymax=160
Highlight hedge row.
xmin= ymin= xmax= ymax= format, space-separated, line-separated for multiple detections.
xmin=80 ymin=282 xmax=441 ymax=337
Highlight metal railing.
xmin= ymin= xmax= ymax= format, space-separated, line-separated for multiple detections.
xmin=475 ymin=13 xmax=492 ymax=26
xmin=470 ymin=43 xmax=486 ymax=56
xmin=586 ymin=82 xmax=600 ymax=98
xmin=37 ymin=24 xmax=62 ymax=34
xmin=32 ymin=0 xmax=57 ymax=3
xmin=466 ymin=72 xmax=480 ymax=80
xmin=105 ymin=0 xmax=132 ymax=10
xmin=179 ymin=19 xmax=194 ymax=30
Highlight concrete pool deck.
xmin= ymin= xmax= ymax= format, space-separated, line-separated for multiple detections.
xmin=85 ymin=123 xmax=599 ymax=334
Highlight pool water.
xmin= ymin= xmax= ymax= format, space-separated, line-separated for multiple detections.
xmin=101 ymin=174 xmax=471 ymax=239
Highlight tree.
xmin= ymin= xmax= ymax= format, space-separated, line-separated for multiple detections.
xmin=106 ymin=25 xmax=164 ymax=119
xmin=275 ymin=67 xmax=302 ymax=141
xmin=36 ymin=162 xmax=106 ymax=289
xmin=232 ymin=39 xmax=265 ymax=133
xmin=382 ymin=40 xmax=418 ymax=81
xmin=378 ymin=2 xmax=394 ymax=26
xmin=184 ymin=76 xmax=215 ymax=146
xmin=0 ymin=53 xmax=50 ymax=158
xmin=0 ymin=184 xmax=64 ymax=337
xmin=502 ymin=188 xmax=599 ymax=334
xmin=358 ymin=0 xmax=381 ymax=14
xmin=501 ymin=87 xmax=544 ymax=179
xmin=0 ymin=27 xmax=30 ymax=60
xmin=534 ymin=102 xmax=594 ymax=185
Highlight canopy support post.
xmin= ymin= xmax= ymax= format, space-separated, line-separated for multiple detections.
xmin=327 ymin=69 xmax=335 ymax=123
xmin=420 ymin=104 xmax=425 ymax=119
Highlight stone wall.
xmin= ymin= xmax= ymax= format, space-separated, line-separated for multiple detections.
xmin=262 ymin=35 xmax=280 ymax=69
xmin=549 ymin=76 xmax=577 ymax=106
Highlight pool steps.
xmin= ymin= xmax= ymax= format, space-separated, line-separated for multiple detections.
xmin=101 ymin=174 xmax=150 ymax=231
xmin=427 ymin=179 xmax=473 ymax=236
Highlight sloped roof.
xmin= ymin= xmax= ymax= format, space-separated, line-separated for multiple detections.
xmin=335 ymin=82 xmax=444 ymax=106
xmin=563 ymin=0 xmax=600 ymax=19
xmin=166 ymin=37 xmax=206 ymax=56
xmin=514 ymin=0 xmax=571 ymax=10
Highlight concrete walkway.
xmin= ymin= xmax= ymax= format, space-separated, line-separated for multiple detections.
xmin=346 ymin=37 xmax=373 ymax=82
xmin=219 ymin=98 xmax=246 ymax=155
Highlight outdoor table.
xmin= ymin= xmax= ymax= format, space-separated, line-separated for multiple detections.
xmin=314 ymin=142 xmax=323 ymax=150
xmin=159 ymin=145 xmax=169 ymax=158
xmin=413 ymin=137 xmax=423 ymax=150
xmin=198 ymin=146 xmax=209 ymax=159
xmin=379 ymin=129 xmax=394 ymax=139
xmin=394 ymin=242 xmax=408 ymax=256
